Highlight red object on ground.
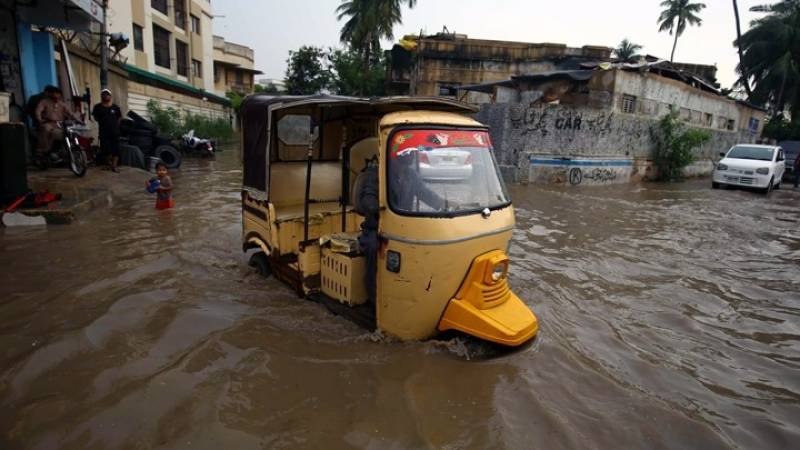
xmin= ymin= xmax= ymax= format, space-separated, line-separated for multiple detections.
xmin=4 ymin=194 xmax=29 ymax=213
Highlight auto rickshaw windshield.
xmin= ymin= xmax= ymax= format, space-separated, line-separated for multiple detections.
xmin=387 ymin=128 xmax=510 ymax=216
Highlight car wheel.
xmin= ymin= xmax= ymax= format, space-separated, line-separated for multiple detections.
xmin=763 ymin=178 xmax=774 ymax=195
xmin=775 ymin=181 xmax=781 ymax=190
xmin=712 ymin=182 xmax=720 ymax=189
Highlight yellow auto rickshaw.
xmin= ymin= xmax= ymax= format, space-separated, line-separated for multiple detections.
xmin=240 ymin=95 xmax=538 ymax=346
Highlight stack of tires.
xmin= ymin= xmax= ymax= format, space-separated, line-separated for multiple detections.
xmin=120 ymin=111 xmax=182 ymax=169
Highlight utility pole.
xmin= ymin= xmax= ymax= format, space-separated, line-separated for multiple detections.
xmin=100 ymin=0 xmax=109 ymax=89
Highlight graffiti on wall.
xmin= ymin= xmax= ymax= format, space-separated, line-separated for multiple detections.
xmin=568 ymin=167 xmax=619 ymax=185
xmin=528 ymin=157 xmax=633 ymax=185
xmin=509 ymin=105 xmax=614 ymax=137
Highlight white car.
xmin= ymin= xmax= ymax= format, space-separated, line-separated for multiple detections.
xmin=418 ymin=148 xmax=474 ymax=181
xmin=712 ymin=144 xmax=786 ymax=193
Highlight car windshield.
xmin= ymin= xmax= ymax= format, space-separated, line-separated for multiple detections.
xmin=387 ymin=128 xmax=510 ymax=216
xmin=727 ymin=146 xmax=775 ymax=161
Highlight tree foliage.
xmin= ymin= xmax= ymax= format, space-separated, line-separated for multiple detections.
xmin=735 ymin=0 xmax=800 ymax=119
xmin=336 ymin=0 xmax=415 ymax=94
xmin=658 ymin=0 xmax=707 ymax=62
xmin=146 ymin=99 xmax=233 ymax=140
xmin=651 ymin=111 xmax=712 ymax=181
xmin=613 ymin=39 xmax=643 ymax=62
xmin=284 ymin=46 xmax=333 ymax=95
xmin=283 ymin=45 xmax=386 ymax=97
xmin=329 ymin=47 xmax=386 ymax=96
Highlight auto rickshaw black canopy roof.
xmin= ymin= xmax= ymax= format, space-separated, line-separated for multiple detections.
xmin=241 ymin=95 xmax=479 ymax=194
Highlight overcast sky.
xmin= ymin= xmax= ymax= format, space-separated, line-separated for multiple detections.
xmin=212 ymin=0 xmax=777 ymax=89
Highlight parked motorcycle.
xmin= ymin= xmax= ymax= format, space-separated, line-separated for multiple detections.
xmin=36 ymin=121 xmax=89 ymax=177
xmin=180 ymin=129 xmax=215 ymax=158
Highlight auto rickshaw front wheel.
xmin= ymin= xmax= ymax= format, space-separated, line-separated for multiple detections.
xmin=249 ymin=252 xmax=271 ymax=278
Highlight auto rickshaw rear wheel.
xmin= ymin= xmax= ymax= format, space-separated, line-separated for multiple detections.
xmin=249 ymin=252 xmax=271 ymax=278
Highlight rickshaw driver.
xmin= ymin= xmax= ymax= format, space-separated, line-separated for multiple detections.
xmin=355 ymin=150 xmax=452 ymax=304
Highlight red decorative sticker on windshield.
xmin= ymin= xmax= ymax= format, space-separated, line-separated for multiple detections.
xmin=390 ymin=129 xmax=491 ymax=158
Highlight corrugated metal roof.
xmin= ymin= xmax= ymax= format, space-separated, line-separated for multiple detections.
xmin=123 ymin=63 xmax=230 ymax=106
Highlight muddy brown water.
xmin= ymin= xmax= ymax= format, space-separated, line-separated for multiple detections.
xmin=1 ymin=146 xmax=799 ymax=450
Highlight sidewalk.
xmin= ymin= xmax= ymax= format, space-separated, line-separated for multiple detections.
xmin=3 ymin=166 xmax=148 ymax=225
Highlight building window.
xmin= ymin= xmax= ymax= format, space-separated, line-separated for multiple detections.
xmin=132 ymin=24 xmax=144 ymax=51
xmin=214 ymin=65 xmax=220 ymax=83
xmin=176 ymin=40 xmax=188 ymax=76
xmin=748 ymin=117 xmax=760 ymax=133
xmin=192 ymin=59 xmax=202 ymax=78
xmin=705 ymin=113 xmax=713 ymax=127
xmin=235 ymin=70 xmax=243 ymax=85
xmin=727 ymin=119 xmax=735 ymax=131
xmin=174 ymin=0 xmax=186 ymax=29
xmin=191 ymin=15 xmax=201 ymax=34
xmin=621 ymin=94 xmax=637 ymax=114
xmin=718 ymin=117 xmax=728 ymax=130
xmin=151 ymin=0 xmax=167 ymax=15
xmin=153 ymin=25 xmax=171 ymax=69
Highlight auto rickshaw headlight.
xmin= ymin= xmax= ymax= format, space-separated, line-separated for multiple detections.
xmin=492 ymin=261 xmax=508 ymax=282
xmin=483 ymin=256 xmax=509 ymax=285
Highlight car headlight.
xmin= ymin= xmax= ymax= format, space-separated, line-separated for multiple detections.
xmin=717 ymin=163 xmax=728 ymax=171
xmin=756 ymin=167 xmax=770 ymax=175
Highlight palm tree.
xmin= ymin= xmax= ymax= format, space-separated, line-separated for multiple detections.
xmin=613 ymin=38 xmax=643 ymax=62
xmin=732 ymin=0 xmax=753 ymax=99
xmin=336 ymin=0 xmax=417 ymax=94
xmin=736 ymin=1 xmax=800 ymax=118
xmin=658 ymin=0 xmax=707 ymax=62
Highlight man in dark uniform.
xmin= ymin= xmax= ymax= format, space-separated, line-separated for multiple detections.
xmin=92 ymin=89 xmax=122 ymax=172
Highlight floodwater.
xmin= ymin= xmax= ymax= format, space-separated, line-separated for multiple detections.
xmin=1 ymin=145 xmax=799 ymax=450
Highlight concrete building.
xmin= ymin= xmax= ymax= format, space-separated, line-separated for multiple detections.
xmin=107 ymin=0 xmax=229 ymax=119
xmin=213 ymin=35 xmax=262 ymax=96
xmin=387 ymin=31 xmax=612 ymax=97
xmin=461 ymin=60 xmax=766 ymax=185
xmin=256 ymin=78 xmax=286 ymax=93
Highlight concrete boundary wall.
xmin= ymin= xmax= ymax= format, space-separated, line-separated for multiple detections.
xmin=477 ymin=102 xmax=758 ymax=184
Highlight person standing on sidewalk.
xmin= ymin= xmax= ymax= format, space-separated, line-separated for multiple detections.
xmin=92 ymin=89 xmax=122 ymax=172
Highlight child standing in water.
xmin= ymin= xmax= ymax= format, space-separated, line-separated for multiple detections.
xmin=149 ymin=162 xmax=174 ymax=209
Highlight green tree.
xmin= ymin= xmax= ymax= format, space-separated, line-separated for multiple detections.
xmin=658 ymin=0 xmax=707 ymax=62
xmin=651 ymin=111 xmax=711 ymax=181
xmin=226 ymin=91 xmax=244 ymax=113
xmin=736 ymin=1 xmax=800 ymax=119
xmin=613 ymin=38 xmax=643 ymax=62
xmin=732 ymin=0 xmax=753 ymax=99
xmin=284 ymin=46 xmax=332 ymax=95
xmin=329 ymin=46 xmax=386 ymax=96
xmin=336 ymin=0 xmax=415 ymax=94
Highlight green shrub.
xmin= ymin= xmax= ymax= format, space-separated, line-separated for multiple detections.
xmin=651 ymin=112 xmax=712 ymax=181
xmin=146 ymin=99 xmax=234 ymax=141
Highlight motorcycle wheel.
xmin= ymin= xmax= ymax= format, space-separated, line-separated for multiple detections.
xmin=69 ymin=145 xmax=88 ymax=177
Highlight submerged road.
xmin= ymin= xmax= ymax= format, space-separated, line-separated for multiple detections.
xmin=1 ymin=145 xmax=799 ymax=449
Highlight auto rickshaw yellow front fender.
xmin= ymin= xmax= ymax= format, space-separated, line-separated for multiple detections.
xmin=437 ymin=250 xmax=539 ymax=346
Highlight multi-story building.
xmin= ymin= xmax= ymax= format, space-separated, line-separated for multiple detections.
xmin=212 ymin=35 xmax=262 ymax=96
xmin=107 ymin=0 xmax=229 ymax=119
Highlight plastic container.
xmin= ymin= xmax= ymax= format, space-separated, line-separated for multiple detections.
xmin=146 ymin=178 xmax=161 ymax=193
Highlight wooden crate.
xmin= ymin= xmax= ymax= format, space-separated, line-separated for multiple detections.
xmin=321 ymin=248 xmax=367 ymax=305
